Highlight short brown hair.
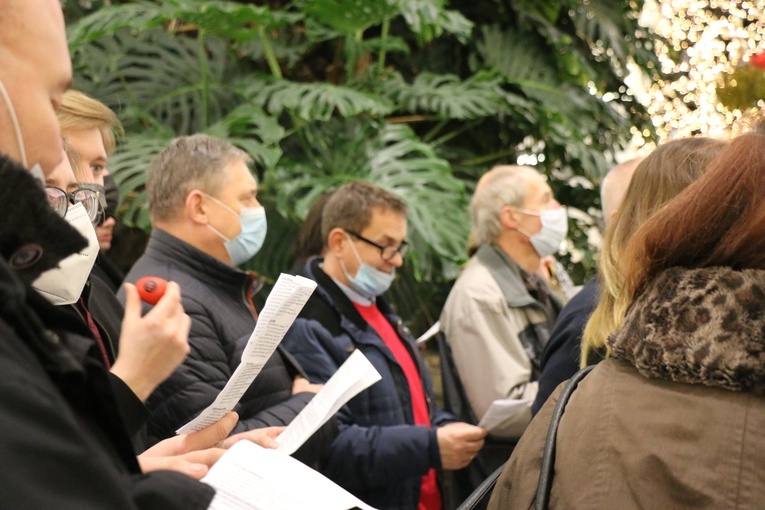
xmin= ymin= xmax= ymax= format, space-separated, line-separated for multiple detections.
xmin=58 ymin=90 xmax=123 ymax=155
xmin=147 ymin=134 xmax=253 ymax=222
xmin=321 ymin=181 xmax=407 ymax=241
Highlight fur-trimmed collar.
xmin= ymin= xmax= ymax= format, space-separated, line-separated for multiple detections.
xmin=609 ymin=267 xmax=765 ymax=394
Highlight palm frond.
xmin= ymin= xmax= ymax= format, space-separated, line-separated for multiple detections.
xmin=205 ymin=104 xmax=286 ymax=170
xmin=72 ymin=29 xmax=236 ymax=135
xmin=380 ymin=72 xmax=506 ymax=119
xmin=298 ymin=0 xmax=397 ymax=35
xmin=245 ymin=79 xmax=394 ymax=121
xmin=67 ymin=2 xmax=163 ymax=46
xmin=396 ymin=0 xmax=473 ymax=45
xmin=109 ymin=131 xmax=174 ymax=230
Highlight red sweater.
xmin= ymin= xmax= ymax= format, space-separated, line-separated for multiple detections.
xmin=354 ymin=302 xmax=441 ymax=510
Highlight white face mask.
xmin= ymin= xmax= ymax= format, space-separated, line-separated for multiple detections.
xmin=32 ymin=202 xmax=100 ymax=305
xmin=0 ymin=78 xmax=45 ymax=187
xmin=515 ymin=207 xmax=568 ymax=258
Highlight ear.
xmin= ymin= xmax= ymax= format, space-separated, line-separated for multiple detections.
xmin=326 ymin=227 xmax=348 ymax=257
xmin=186 ymin=190 xmax=208 ymax=225
xmin=500 ymin=205 xmax=521 ymax=230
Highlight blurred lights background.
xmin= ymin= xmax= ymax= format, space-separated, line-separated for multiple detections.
xmin=630 ymin=0 xmax=764 ymax=149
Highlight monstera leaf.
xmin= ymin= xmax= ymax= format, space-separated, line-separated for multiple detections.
xmin=379 ymin=71 xmax=506 ymax=120
xmin=244 ymin=79 xmax=394 ymax=121
xmin=72 ymin=28 xmax=236 ymax=135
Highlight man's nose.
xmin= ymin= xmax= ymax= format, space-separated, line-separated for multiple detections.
xmin=389 ymin=251 xmax=404 ymax=268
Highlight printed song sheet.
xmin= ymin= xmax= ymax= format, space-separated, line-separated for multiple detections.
xmin=275 ymin=350 xmax=382 ymax=455
xmin=177 ymin=274 xmax=317 ymax=434
xmin=203 ymin=441 xmax=377 ymax=510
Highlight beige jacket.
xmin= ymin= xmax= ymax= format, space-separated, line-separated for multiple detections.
xmin=440 ymin=244 xmax=559 ymax=438
xmin=489 ymin=267 xmax=765 ymax=509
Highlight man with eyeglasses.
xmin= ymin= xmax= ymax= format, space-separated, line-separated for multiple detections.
xmin=281 ymin=180 xmax=486 ymax=510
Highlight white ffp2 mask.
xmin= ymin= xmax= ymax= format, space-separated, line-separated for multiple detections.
xmin=32 ymin=202 xmax=100 ymax=305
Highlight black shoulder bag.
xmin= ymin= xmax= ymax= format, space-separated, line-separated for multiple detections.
xmin=534 ymin=365 xmax=595 ymax=510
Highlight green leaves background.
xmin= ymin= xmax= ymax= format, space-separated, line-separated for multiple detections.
xmin=65 ymin=0 xmax=660 ymax=333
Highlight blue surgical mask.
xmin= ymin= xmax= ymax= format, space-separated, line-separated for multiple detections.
xmin=204 ymin=193 xmax=267 ymax=265
xmin=340 ymin=232 xmax=395 ymax=299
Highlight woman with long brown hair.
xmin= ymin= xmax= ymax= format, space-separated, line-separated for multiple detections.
xmin=488 ymin=128 xmax=765 ymax=509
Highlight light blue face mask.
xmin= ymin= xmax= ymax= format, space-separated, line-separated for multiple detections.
xmin=340 ymin=232 xmax=396 ymax=299
xmin=204 ymin=193 xmax=267 ymax=265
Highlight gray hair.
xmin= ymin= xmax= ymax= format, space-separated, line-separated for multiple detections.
xmin=469 ymin=165 xmax=538 ymax=245
xmin=147 ymin=134 xmax=253 ymax=222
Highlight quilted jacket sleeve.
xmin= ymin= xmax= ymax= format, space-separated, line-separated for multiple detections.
xmin=282 ymin=318 xmax=441 ymax=491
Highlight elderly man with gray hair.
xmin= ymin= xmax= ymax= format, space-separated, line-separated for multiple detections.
xmin=122 ymin=134 xmax=334 ymax=466
xmin=440 ymin=165 xmax=568 ymax=443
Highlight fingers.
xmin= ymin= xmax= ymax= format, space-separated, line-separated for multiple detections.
xmin=122 ymin=282 xmax=140 ymax=320
xmin=138 ymin=455 xmax=209 ymax=479
xmin=147 ymin=281 xmax=183 ymax=319
xmin=181 ymin=412 xmax=239 ymax=453
xmin=222 ymin=426 xmax=286 ymax=449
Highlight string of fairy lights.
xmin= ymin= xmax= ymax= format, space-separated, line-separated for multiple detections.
xmin=631 ymin=0 xmax=765 ymax=148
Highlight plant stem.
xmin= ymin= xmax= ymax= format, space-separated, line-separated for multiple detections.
xmin=377 ymin=18 xmax=390 ymax=74
xmin=258 ymin=25 xmax=283 ymax=79
xmin=423 ymin=119 xmax=448 ymax=142
xmin=197 ymin=30 xmax=210 ymax=128
xmin=461 ymin=148 xmax=517 ymax=167
xmin=430 ymin=119 xmax=483 ymax=147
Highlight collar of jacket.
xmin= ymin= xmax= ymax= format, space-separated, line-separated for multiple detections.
xmin=305 ymin=256 xmax=405 ymax=335
xmin=476 ymin=243 xmax=539 ymax=308
xmin=609 ymin=266 xmax=765 ymax=394
xmin=148 ymin=228 xmax=262 ymax=292
xmin=0 ymin=154 xmax=87 ymax=285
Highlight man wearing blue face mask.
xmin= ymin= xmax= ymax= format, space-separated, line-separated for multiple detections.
xmin=438 ymin=165 xmax=567 ymax=484
xmin=281 ymin=181 xmax=486 ymax=510
xmin=121 ymin=134 xmax=335 ymax=466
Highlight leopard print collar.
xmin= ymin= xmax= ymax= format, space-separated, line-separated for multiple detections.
xmin=608 ymin=267 xmax=765 ymax=394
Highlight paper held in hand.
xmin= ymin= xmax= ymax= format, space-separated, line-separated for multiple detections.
xmin=203 ymin=440 xmax=377 ymax=510
xmin=275 ymin=349 xmax=382 ymax=455
xmin=177 ymin=273 xmax=317 ymax=435
xmin=477 ymin=398 xmax=531 ymax=433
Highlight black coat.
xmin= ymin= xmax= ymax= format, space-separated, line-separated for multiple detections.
xmin=532 ymin=277 xmax=602 ymax=415
xmin=122 ymin=229 xmax=335 ymax=465
xmin=0 ymin=155 xmax=213 ymax=509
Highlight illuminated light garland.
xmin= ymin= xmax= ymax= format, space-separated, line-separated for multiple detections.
xmin=632 ymin=0 xmax=764 ymax=147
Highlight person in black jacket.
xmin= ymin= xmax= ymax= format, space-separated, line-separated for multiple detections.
xmin=0 ymin=2 xmax=282 ymax=505
xmin=122 ymin=134 xmax=335 ymax=465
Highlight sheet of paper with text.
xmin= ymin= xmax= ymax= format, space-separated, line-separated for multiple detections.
xmin=177 ymin=274 xmax=317 ymax=434
xmin=275 ymin=349 xmax=382 ymax=455
xmin=203 ymin=440 xmax=377 ymax=510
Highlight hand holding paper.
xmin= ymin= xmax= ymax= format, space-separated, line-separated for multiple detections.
xmin=177 ymin=274 xmax=317 ymax=434
xmin=275 ymin=350 xmax=382 ymax=455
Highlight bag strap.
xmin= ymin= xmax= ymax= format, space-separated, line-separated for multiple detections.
xmin=456 ymin=461 xmax=507 ymax=510
xmin=534 ymin=365 xmax=595 ymax=510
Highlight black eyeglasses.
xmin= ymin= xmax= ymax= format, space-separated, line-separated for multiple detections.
xmin=44 ymin=186 xmax=101 ymax=223
xmin=346 ymin=231 xmax=409 ymax=261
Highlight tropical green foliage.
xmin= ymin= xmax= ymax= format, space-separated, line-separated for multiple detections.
xmin=65 ymin=0 xmax=661 ymax=332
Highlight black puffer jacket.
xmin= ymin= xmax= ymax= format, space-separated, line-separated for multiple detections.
xmin=122 ymin=229 xmax=334 ymax=464
xmin=0 ymin=154 xmax=213 ymax=509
